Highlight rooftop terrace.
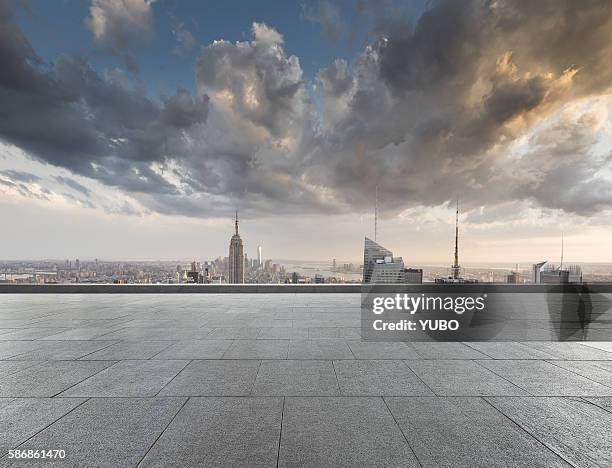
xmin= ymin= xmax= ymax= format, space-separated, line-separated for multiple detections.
xmin=1 ymin=292 xmax=611 ymax=466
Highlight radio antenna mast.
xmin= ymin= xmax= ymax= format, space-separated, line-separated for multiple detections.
xmin=374 ymin=185 xmax=378 ymax=242
xmin=560 ymin=232 xmax=564 ymax=270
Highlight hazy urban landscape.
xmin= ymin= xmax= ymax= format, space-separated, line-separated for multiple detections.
xmin=2 ymin=259 xmax=612 ymax=285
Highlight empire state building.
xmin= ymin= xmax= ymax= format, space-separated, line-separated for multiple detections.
xmin=228 ymin=211 xmax=245 ymax=284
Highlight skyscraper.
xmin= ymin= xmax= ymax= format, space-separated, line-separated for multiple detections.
xmin=228 ymin=211 xmax=245 ymax=284
xmin=363 ymin=237 xmax=404 ymax=283
xmin=451 ymin=200 xmax=461 ymax=280
xmin=257 ymin=245 xmax=262 ymax=267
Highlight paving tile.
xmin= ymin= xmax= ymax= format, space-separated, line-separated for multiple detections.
xmin=151 ymin=340 xmax=232 ymax=359
xmin=523 ymin=342 xmax=612 ymax=360
xmin=0 ymin=398 xmax=86 ymax=455
xmin=347 ymin=341 xmax=421 ymax=359
xmin=139 ymin=397 xmax=282 ymax=467
xmin=8 ymin=341 xmax=118 ymax=360
xmin=547 ymin=360 xmax=612 ymax=387
xmin=0 ymin=361 xmax=40 ymax=378
xmin=278 ymin=397 xmax=418 ymax=467
xmin=478 ymin=360 xmax=612 ymax=396
xmin=253 ymin=360 xmax=339 ymax=396
xmin=0 ymin=328 xmax=69 ymax=340
xmin=97 ymin=327 xmax=210 ymax=341
xmin=406 ymin=360 xmax=528 ymax=396
xmin=581 ymin=342 xmax=612 ymax=353
xmin=8 ymin=398 xmax=186 ymax=468
xmin=288 ymin=340 xmax=354 ymax=359
xmin=410 ymin=342 xmax=491 ymax=359
xmin=82 ymin=341 xmax=174 ymax=360
xmin=0 ymin=361 xmax=114 ymax=397
xmin=159 ymin=360 xmax=260 ymax=396
xmin=222 ymin=340 xmax=288 ymax=359
xmin=464 ymin=341 xmax=558 ymax=359
xmin=335 ymin=360 xmax=433 ymax=396
xmin=0 ymin=341 xmax=45 ymax=359
xmin=257 ymin=327 xmax=309 ymax=340
xmin=1 ymin=293 xmax=611 ymax=467
xmin=385 ymin=397 xmax=568 ymax=467
xmin=59 ymin=360 xmax=189 ymax=397
xmin=488 ymin=396 xmax=612 ymax=467
xmin=584 ymin=396 xmax=612 ymax=412
xmin=308 ymin=327 xmax=361 ymax=339
xmin=206 ymin=327 xmax=261 ymax=339
xmin=249 ymin=318 xmax=293 ymax=328
xmin=39 ymin=327 xmax=120 ymax=340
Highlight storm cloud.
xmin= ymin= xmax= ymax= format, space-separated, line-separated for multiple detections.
xmin=0 ymin=0 xmax=611 ymax=220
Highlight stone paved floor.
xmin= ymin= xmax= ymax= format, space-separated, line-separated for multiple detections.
xmin=0 ymin=294 xmax=611 ymax=467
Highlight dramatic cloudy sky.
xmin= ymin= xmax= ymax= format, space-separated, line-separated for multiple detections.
xmin=1 ymin=0 xmax=611 ymax=263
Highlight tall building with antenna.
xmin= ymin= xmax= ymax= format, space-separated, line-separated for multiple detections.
xmin=451 ymin=200 xmax=461 ymax=280
xmin=228 ymin=211 xmax=245 ymax=284
xmin=532 ymin=233 xmax=582 ymax=284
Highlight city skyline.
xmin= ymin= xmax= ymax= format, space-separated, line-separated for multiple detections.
xmin=1 ymin=0 xmax=611 ymax=262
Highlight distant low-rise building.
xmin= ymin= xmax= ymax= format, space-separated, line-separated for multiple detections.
xmin=507 ymin=271 xmax=520 ymax=284
xmin=402 ymin=268 xmax=423 ymax=284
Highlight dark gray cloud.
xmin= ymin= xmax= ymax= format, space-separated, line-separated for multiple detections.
xmin=161 ymin=88 xmax=209 ymax=129
xmin=304 ymin=0 xmax=612 ymax=215
xmin=1 ymin=0 xmax=611 ymax=220
xmin=0 ymin=1 xmax=208 ymax=201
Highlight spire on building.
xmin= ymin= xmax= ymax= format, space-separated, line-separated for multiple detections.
xmin=452 ymin=199 xmax=461 ymax=280
xmin=374 ymin=185 xmax=378 ymax=242
xmin=228 ymin=211 xmax=245 ymax=284
xmin=560 ymin=231 xmax=564 ymax=270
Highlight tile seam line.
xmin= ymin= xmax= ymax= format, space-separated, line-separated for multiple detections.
xmin=52 ymin=360 xmax=119 ymax=397
xmin=400 ymin=360 xmax=437 ymax=395
xmin=578 ymin=396 xmax=612 ymax=415
xmin=330 ymin=360 xmax=342 ymax=394
xmin=148 ymin=340 xmax=181 ymax=361
xmin=249 ymin=359 xmax=264 ymax=397
xmin=153 ymin=359 xmax=192 ymax=397
xmin=482 ymin=396 xmax=578 ymax=467
xmin=381 ymin=396 xmax=423 ymax=467
xmin=76 ymin=340 xmax=122 ymax=360
xmin=2 ymin=341 xmax=49 ymax=360
xmin=136 ymin=396 xmax=190 ymax=468
xmin=0 ymin=396 xmax=91 ymax=460
xmin=275 ymin=396 xmax=285 ymax=468
xmin=147 ymin=340 xmax=183 ymax=360
xmin=545 ymin=359 xmax=612 ymax=390
xmin=461 ymin=341 xmax=498 ymax=359
xmin=471 ymin=359 xmax=535 ymax=396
